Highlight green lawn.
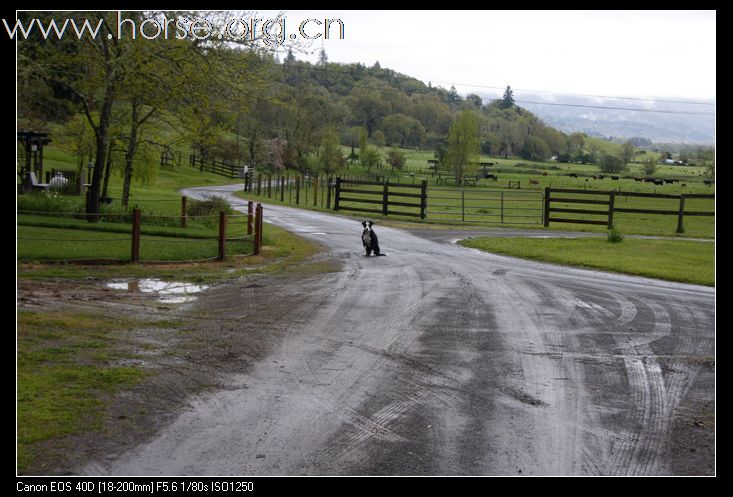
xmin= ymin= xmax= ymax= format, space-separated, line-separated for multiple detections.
xmin=460 ymin=236 xmax=714 ymax=286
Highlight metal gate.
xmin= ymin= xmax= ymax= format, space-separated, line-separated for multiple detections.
xmin=427 ymin=188 xmax=544 ymax=224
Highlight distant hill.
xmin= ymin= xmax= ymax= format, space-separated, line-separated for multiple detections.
xmin=477 ymin=91 xmax=715 ymax=144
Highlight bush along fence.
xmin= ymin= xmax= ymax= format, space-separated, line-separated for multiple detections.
xmin=543 ymin=187 xmax=715 ymax=233
xmin=17 ymin=199 xmax=263 ymax=264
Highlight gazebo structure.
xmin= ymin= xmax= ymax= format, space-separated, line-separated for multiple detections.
xmin=17 ymin=130 xmax=52 ymax=192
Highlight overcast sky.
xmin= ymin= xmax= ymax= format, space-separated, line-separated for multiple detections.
xmin=260 ymin=10 xmax=716 ymax=101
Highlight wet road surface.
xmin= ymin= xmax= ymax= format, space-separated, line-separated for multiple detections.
xmin=83 ymin=184 xmax=715 ymax=475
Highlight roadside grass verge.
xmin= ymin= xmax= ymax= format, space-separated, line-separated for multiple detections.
xmin=17 ymin=225 xmax=255 ymax=262
xmin=459 ymin=237 xmax=714 ymax=286
xmin=16 ymin=311 xmax=177 ymax=472
xmin=18 ymin=222 xmax=323 ymax=282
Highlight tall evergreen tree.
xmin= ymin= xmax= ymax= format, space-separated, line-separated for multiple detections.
xmin=284 ymin=47 xmax=296 ymax=65
xmin=448 ymin=85 xmax=460 ymax=106
xmin=501 ymin=85 xmax=515 ymax=109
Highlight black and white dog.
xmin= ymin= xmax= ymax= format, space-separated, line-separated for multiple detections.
xmin=361 ymin=221 xmax=385 ymax=256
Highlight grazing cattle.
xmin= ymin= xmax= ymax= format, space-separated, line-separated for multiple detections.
xmin=634 ymin=177 xmax=643 ymax=182
xmin=653 ymin=179 xmax=664 ymax=185
xmin=529 ymin=179 xmax=539 ymax=186
xmin=543 ymin=172 xmax=548 ymax=176
xmin=704 ymin=179 xmax=714 ymax=186
xmin=681 ymin=183 xmax=687 ymax=188
xmin=569 ymin=173 xmax=578 ymax=178
xmin=611 ymin=176 xmax=619 ymax=180
xmin=596 ymin=174 xmax=605 ymax=180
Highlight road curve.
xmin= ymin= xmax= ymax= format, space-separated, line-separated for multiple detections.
xmin=85 ymin=184 xmax=715 ymax=476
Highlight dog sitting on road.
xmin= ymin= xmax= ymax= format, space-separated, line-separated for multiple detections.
xmin=361 ymin=221 xmax=385 ymax=256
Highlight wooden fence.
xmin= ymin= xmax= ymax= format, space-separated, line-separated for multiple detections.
xmin=544 ymin=187 xmax=715 ymax=233
xmin=244 ymin=173 xmax=335 ymax=208
xmin=334 ymin=177 xmax=427 ymax=219
xmin=18 ymin=200 xmax=262 ymax=263
xmin=189 ymin=153 xmax=241 ymax=179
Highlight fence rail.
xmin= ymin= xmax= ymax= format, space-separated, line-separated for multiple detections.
xmin=18 ymin=201 xmax=263 ymax=263
xmin=190 ymin=153 xmax=241 ymax=179
xmin=427 ymin=188 xmax=544 ymax=225
xmin=334 ymin=177 xmax=427 ymax=219
xmin=544 ymin=187 xmax=715 ymax=233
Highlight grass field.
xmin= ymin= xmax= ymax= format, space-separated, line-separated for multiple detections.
xmin=239 ymin=169 xmax=715 ymax=238
xmin=460 ymin=236 xmax=714 ymax=286
xmin=17 ymin=310 xmax=175 ymax=472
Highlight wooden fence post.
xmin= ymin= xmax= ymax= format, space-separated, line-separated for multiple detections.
xmin=254 ymin=204 xmax=263 ymax=254
xmin=420 ymin=180 xmax=427 ymax=219
xmin=247 ymin=200 xmax=253 ymax=235
xmin=280 ymin=175 xmax=285 ymax=202
xmin=461 ymin=190 xmax=465 ymax=222
xmin=501 ymin=191 xmax=505 ymax=224
xmin=543 ymin=187 xmax=551 ymax=227
xmin=267 ymin=175 xmax=272 ymax=198
xmin=608 ymin=191 xmax=615 ymax=229
xmin=334 ymin=177 xmax=341 ymax=210
xmin=296 ymin=175 xmax=301 ymax=204
xmin=181 ymin=196 xmax=188 ymax=228
xmin=326 ymin=177 xmax=332 ymax=209
xmin=676 ymin=194 xmax=686 ymax=233
xmin=383 ymin=181 xmax=389 ymax=216
xmin=131 ymin=208 xmax=141 ymax=262
xmin=218 ymin=210 xmax=227 ymax=261
xmin=313 ymin=176 xmax=318 ymax=206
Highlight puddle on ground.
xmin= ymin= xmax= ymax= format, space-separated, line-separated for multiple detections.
xmin=106 ymin=279 xmax=209 ymax=303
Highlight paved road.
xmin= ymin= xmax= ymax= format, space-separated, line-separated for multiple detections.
xmin=86 ymin=184 xmax=715 ymax=475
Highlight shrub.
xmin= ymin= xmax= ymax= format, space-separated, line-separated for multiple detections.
xmin=360 ymin=148 xmax=383 ymax=169
xmin=386 ymin=149 xmax=406 ymax=171
xmin=599 ymin=154 xmax=627 ymax=173
xmin=607 ymin=227 xmax=624 ymax=243
xmin=17 ymin=192 xmax=84 ymax=214
xmin=187 ymin=196 xmax=233 ymax=217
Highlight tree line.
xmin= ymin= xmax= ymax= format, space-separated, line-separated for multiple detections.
xmin=17 ymin=11 xmax=715 ymax=218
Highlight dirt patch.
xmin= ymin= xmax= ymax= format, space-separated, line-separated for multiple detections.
xmin=666 ymin=366 xmax=716 ymax=476
xmin=17 ymin=256 xmax=341 ymax=475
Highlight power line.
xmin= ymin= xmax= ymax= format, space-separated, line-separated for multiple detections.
xmin=514 ymin=100 xmax=715 ymax=116
xmin=283 ymin=63 xmax=715 ymax=106
xmin=429 ymin=80 xmax=715 ymax=106
xmin=280 ymin=63 xmax=715 ymax=115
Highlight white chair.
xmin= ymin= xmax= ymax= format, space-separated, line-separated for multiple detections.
xmin=28 ymin=171 xmax=49 ymax=191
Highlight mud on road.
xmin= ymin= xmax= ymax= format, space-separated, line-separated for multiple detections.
xmin=19 ymin=184 xmax=715 ymax=475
